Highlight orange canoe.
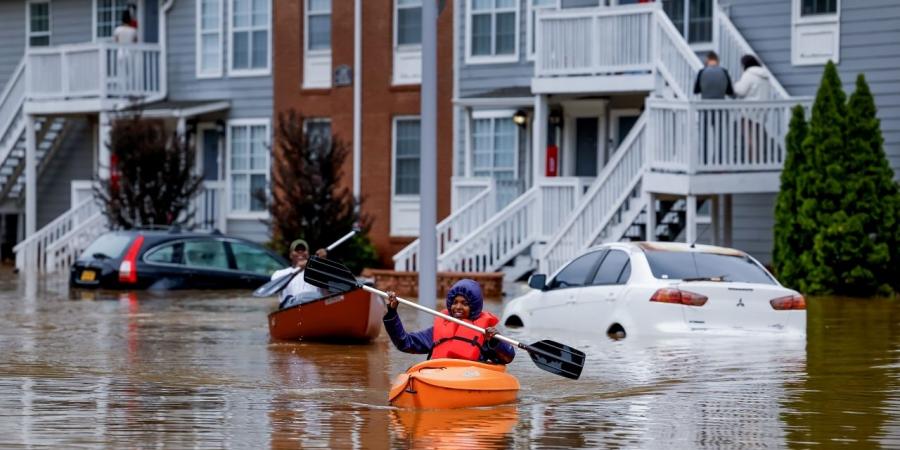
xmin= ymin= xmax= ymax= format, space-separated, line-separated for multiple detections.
xmin=388 ymin=359 xmax=520 ymax=409
xmin=267 ymin=288 xmax=384 ymax=342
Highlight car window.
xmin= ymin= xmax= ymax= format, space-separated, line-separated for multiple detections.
xmin=144 ymin=242 xmax=182 ymax=264
xmin=230 ymin=242 xmax=284 ymax=275
xmin=80 ymin=234 xmax=133 ymax=259
xmin=591 ymin=250 xmax=630 ymax=285
xmin=549 ymin=251 xmax=604 ymax=289
xmin=644 ymin=250 xmax=776 ymax=284
xmin=183 ymin=239 xmax=230 ymax=270
xmin=617 ymin=260 xmax=631 ymax=284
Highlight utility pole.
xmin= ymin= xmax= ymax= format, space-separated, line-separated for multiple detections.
xmin=418 ymin=0 xmax=438 ymax=303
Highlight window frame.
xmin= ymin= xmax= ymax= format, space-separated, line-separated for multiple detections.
xmin=392 ymin=116 xmax=422 ymax=199
xmin=196 ymin=0 xmax=224 ymax=78
xmin=589 ymin=249 xmax=631 ymax=286
xmin=227 ymin=0 xmax=272 ymax=77
xmin=470 ymin=109 xmax=520 ymax=181
xmin=226 ymin=118 xmax=271 ymax=218
xmin=26 ymin=0 xmax=52 ymax=48
xmin=526 ymin=0 xmax=559 ymax=61
xmin=394 ymin=0 xmax=423 ymax=49
xmin=393 ymin=0 xmax=423 ymax=85
xmin=548 ymin=250 xmax=605 ymax=290
xmin=303 ymin=0 xmax=332 ymax=88
xmin=662 ymin=0 xmax=717 ymax=51
xmin=227 ymin=240 xmax=285 ymax=275
xmin=303 ymin=117 xmax=332 ymax=154
xmin=465 ymin=0 xmax=520 ymax=65
xmin=305 ymin=0 xmax=332 ymax=56
xmin=92 ymin=0 xmax=140 ymax=42
xmin=791 ymin=0 xmax=840 ymax=66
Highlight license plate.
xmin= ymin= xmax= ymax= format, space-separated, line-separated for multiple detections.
xmin=80 ymin=270 xmax=96 ymax=282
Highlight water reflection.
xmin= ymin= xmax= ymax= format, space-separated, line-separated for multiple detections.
xmin=1 ymin=274 xmax=899 ymax=448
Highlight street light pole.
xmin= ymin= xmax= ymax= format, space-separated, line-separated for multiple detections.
xmin=418 ymin=0 xmax=438 ymax=303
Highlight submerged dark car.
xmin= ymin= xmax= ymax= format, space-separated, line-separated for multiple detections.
xmin=70 ymin=230 xmax=288 ymax=290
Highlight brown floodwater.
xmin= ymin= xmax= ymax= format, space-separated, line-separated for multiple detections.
xmin=0 ymin=272 xmax=898 ymax=449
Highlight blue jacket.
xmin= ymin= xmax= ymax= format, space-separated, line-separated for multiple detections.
xmin=382 ymin=279 xmax=515 ymax=364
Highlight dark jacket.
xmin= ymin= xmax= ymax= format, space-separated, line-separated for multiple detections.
xmin=693 ymin=66 xmax=735 ymax=99
xmin=382 ymin=279 xmax=516 ymax=364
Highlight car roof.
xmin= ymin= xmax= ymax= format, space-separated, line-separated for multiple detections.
xmin=585 ymin=241 xmax=748 ymax=257
xmin=102 ymin=229 xmax=260 ymax=246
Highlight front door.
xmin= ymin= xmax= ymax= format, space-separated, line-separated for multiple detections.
xmin=575 ymin=118 xmax=599 ymax=177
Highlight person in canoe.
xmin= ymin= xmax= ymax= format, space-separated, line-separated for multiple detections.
xmin=383 ymin=279 xmax=515 ymax=364
xmin=271 ymin=239 xmax=328 ymax=309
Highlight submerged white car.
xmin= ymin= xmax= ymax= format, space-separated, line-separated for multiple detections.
xmin=502 ymin=242 xmax=806 ymax=338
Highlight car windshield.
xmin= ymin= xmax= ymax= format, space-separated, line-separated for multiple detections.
xmin=80 ymin=234 xmax=134 ymax=260
xmin=644 ymin=250 xmax=776 ymax=285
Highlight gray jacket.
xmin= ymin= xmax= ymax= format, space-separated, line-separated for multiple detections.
xmin=693 ymin=66 xmax=735 ymax=99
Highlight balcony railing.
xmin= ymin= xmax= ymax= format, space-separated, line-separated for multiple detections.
xmin=25 ymin=42 xmax=163 ymax=102
xmin=647 ymin=98 xmax=811 ymax=174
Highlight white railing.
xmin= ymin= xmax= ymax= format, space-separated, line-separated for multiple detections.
xmin=647 ymin=98 xmax=811 ymax=174
xmin=26 ymin=43 xmax=163 ymax=102
xmin=44 ymin=213 xmax=106 ymax=273
xmin=715 ymin=7 xmax=789 ymax=100
xmin=539 ymin=114 xmax=647 ymax=275
xmin=0 ymin=60 xmax=26 ymax=162
xmin=536 ymin=4 xmax=655 ymax=77
xmin=14 ymin=196 xmax=103 ymax=273
xmin=438 ymin=180 xmax=582 ymax=273
xmin=394 ymin=180 xmax=496 ymax=271
xmin=451 ymin=177 xmax=493 ymax=211
xmin=653 ymin=8 xmax=703 ymax=99
xmin=191 ymin=180 xmax=226 ymax=231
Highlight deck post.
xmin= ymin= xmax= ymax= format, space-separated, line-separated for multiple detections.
xmin=686 ymin=194 xmax=697 ymax=244
xmin=98 ymin=111 xmax=111 ymax=180
xmin=645 ymin=191 xmax=656 ymax=241
xmin=532 ymin=94 xmax=548 ymax=185
xmin=25 ymin=114 xmax=36 ymax=237
xmin=723 ymin=194 xmax=733 ymax=247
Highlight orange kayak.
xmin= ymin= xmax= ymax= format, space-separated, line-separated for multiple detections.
xmin=388 ymin=358 xmax=520 ymax=409
xmin=267 ymin=289 xmax=384 ymax=342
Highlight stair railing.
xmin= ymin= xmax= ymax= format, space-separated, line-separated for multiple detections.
xmin=0 ymin=59 xmax=26 ymax=164
xmin=14 ymin=196 xmax=103 ymax=273
xmin=715 ymin=6 xmax=789 ymax=100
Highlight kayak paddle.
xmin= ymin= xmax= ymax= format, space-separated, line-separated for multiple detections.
xmin=253 ymin=226 xmax=360 ymax=297
xmin=304 ymin=256 xmax=586 ymax=380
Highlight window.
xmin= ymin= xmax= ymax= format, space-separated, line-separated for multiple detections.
xmin=230 ymin=242 xmax=283 ymax=275
xmin=79 ymin=234 xmax=133 ymax=260
xmin=230 ymin=0 xmax=270 ymax=74
xmin=661 ymin=0 xmax=713 ymax=45
xmin=183 ymin=240 xmax=230 ymax=270
xmin=145 ymin=243 xmax=182 ymax=264
xmin=304 ymin=0 xmax=332 ymax=88
xmin=591 ymin=250 xmax=630 ymax=285
xmin=197 ymin=0 xmax=223 ymax=77
xmin=549 ymin=251 xmax=603 ymax=289
xmin=792 ymin=0 xmax=840 ymax=65
xmin=467 ymin=0 xmax=518 ymax=63
xmin=228 ymin=121 xmax=269 ymax=213
xmin=393 ymin=0 xmax=423 ymax=84
xmin=801 ymin=0 xmax=837 ymax=15
xmin=393 ymin=118 xmax=421 ymax=196
xmin=527 ymin=0 xmax=557 ymax=60
xmin=28 ymin=1 xmax=51 ymax=47
xmin=472 ymin=114 xmax=517 ymax=179
xmin=305 ymin=118 xmax=332 ymax=154
xmin=396 ymin=0 xmax=422 ymax=46
xmin=95 ymin=0 xmax=129 ymax=39
xmin=644 ymin=250 xmax=777 ymax=285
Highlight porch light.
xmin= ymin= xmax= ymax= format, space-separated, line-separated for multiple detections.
xmin=548 ymin=109 xmax=563 ymax=127
xmin=512 ymin=110 xmax=528 ymax=127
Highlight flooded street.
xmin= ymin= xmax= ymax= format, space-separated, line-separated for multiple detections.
xmin=1 ymin=273 xmax=899 ymax=449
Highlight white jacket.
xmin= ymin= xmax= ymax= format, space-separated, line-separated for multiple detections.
xmin=734 ymin=66 xmax=772 ymax=100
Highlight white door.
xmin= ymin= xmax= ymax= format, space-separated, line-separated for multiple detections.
xmin=571 ymin=249 xmax=632 ymax=333
xmin=533 ymin=250 xmax=606 ymax=329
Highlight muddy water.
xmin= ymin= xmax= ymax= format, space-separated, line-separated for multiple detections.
xmin=0 ymin=273 xmax=898 ymax=449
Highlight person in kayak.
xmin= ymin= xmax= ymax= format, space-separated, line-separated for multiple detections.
xmin=383 ymin=279 xmax=515 ymax=364
xmin=271 ymin=239 xmax=327 ymax=309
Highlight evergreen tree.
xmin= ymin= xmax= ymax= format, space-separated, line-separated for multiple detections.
xmin=773 ymin=105 xmax=808 ymax=289
xmin=267 ymin=110 xmax=377 ymax=274
xmin=94 ymin=115 xmax=203 ymax=229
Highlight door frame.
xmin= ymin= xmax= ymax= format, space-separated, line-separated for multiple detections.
xmin=561 ymin=100 xmax=607 ymax=178
xmin=196 ymin=122 xmax=223 ymax=180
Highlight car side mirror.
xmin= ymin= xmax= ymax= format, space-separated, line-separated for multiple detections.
xmin=528 ymin=274 xmax=547 ymax=291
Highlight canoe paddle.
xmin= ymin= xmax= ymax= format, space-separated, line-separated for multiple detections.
xmin=304 ymin=256 xmax=586 ymax=380
xmin=252 ymin=226 xmax=360 ymax=297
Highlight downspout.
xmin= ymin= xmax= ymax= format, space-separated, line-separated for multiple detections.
xmin=352 ymin=0 xmax=362 ymax=200
xmin=150 ymin=0 xmax=175 ymax=104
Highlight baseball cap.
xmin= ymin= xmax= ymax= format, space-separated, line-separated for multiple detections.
xmin=290 ymin=239 xmax=309 ymax=252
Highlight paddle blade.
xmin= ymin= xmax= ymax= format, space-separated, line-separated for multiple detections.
xmin=522 ymin=340 xmax=586 ymax=380
xmin=304 ymin=256 xmax=360 ymax=293
xmin=253 ymin=270 xmax=299 ymax=297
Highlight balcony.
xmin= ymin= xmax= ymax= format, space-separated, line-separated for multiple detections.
xmin=24 ymin=42 xmax=164 ymax=114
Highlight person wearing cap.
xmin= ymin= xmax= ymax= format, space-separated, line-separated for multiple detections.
xmin=270 ymin=239 xmax=328 ymax=309
xmin=382 ymin=279 xmax=515 ymax=364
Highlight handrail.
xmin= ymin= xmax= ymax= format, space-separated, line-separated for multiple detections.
xmin=539 ymin=113 xmax=647 ymax=275
xmin=13 ymin=197 xmax=97 ymax=252
xmin=393 ymin=182 xmax=495 ymax=271
xmin=0 ymin=59 xmax=26 ymax=148
xmin=652 ymin=9 xmax=703 ymax=99
xmin=43 ymin=212 xmax=106 ymax=273
xmin=715 ymin=6 xmax=790 ymax=100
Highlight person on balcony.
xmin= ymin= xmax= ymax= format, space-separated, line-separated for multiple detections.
xmin=382 ymin=279 xmax=515 ymax=364
xmin=733 ymin=55 xmax=771 ymax=100
xmin=693 ymin=51 xmax=734 ymax=99
xmin=113 ymin=11 xmax=138 ymax=44
xmin=271 ymin=239 xmax=328 ymax=309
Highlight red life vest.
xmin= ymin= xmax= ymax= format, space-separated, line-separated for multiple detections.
xmin=431 ymin=309 xmax=499 ymax=361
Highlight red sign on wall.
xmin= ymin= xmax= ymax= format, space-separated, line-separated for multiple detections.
xmin=545 ymin=145 xmax=559 ymax=177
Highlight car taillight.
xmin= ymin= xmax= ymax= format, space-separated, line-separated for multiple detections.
xmin=650 ymin=288 xmax=708 ymax=307
xmin=118 ymin=235 xmax=144 ymax=284
xmin=770 ymin=294 xmax=806 ymax=310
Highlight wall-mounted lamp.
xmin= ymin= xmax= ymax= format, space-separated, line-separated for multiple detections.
xmin=512 ymin=110 xmax=528 ymax=127
xmin=548 ymin=109 xmax=563 ymax=127
xmin=215 ymin=119 xmax=227 ymax=136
